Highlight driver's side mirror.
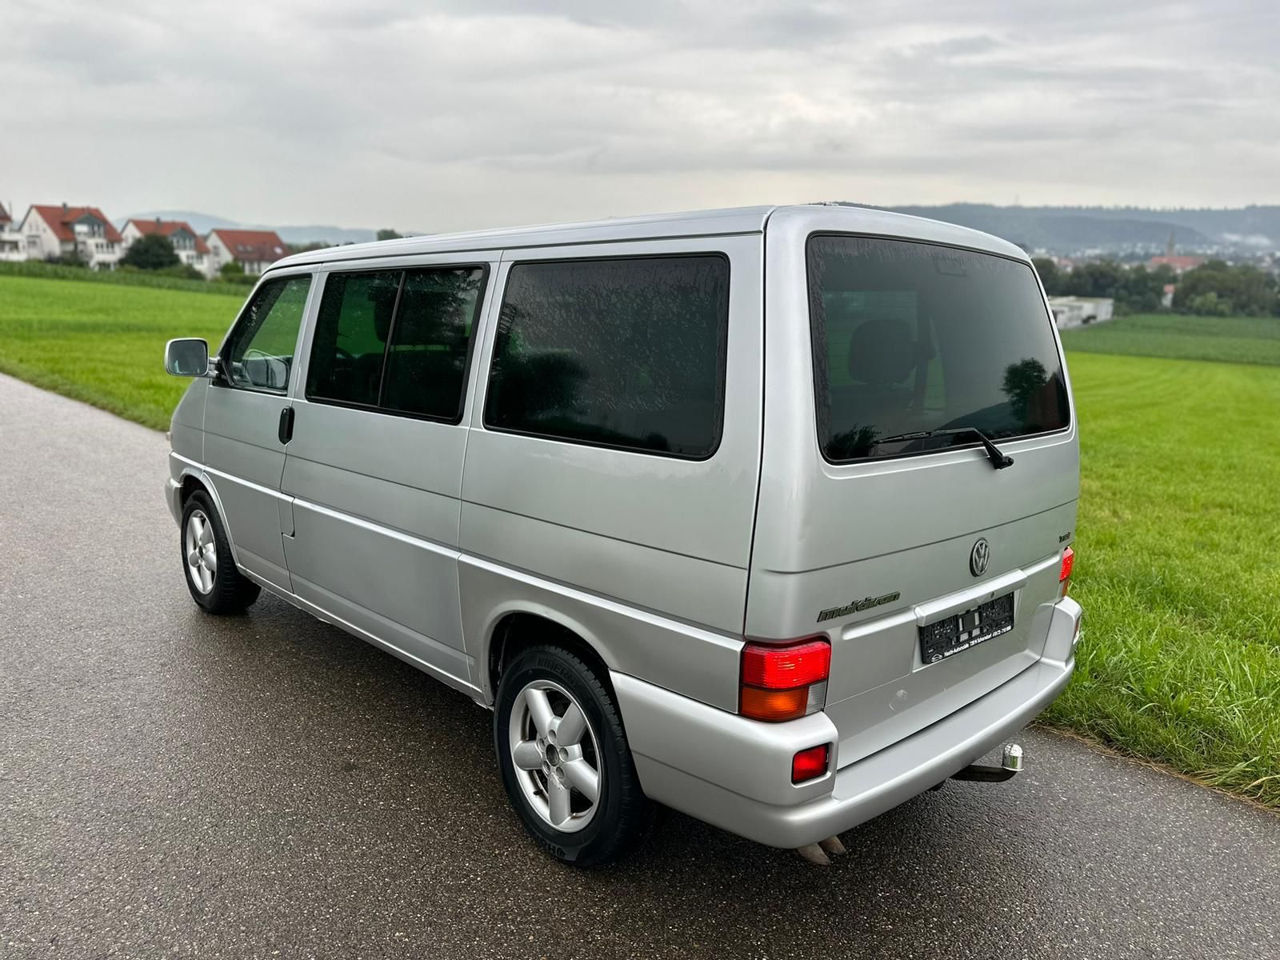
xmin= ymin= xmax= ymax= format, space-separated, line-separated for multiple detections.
xmin=164 ymin=338 xmax=214 ymax=377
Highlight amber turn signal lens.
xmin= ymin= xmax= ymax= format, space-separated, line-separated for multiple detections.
xmin=740 ymin=685 xmax=809 ymax=722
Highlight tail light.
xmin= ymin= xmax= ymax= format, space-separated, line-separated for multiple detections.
xmin=1059 ymin=546 xmax=1075 ymax=597
xmin=740 ymin=637 xmax=830 ymax=722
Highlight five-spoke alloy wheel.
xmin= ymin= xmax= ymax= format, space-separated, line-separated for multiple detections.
xmin=508 ymin=679 xmax=603 ymax=832
xmin=185 ymin=509 xmax=218 ymax=595
xmin=495 ymin=645 xmax=651 ymax=865
xmin=180 ymin=490 xmax=261 ymax=614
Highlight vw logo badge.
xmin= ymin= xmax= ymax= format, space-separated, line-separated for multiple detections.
xmin=969 ymin=538 xmax=990 ymax=577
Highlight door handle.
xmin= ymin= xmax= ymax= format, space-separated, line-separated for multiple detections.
xmin=278 ymin=406 xmax=295 ymax=444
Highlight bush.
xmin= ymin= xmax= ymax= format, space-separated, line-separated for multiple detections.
xmin=0 ymin=259 xmax=242 ymax=296
xmin=121 ymin=233 xmax=181 ymax=270
xmin=47 ymin=251 xmax=87 ymax=268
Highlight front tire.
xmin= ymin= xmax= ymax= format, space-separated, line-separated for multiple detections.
xmin=180 ymin=491 xmax=261 ymax=615
xmin=494 ymin=645 xmax=651 ymax=866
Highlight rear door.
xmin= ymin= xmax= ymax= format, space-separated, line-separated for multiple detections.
xmin=748 ymin=208 xmax=1078 ymax=767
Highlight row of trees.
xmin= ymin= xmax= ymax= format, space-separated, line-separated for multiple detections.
xmin=1032 ymin=257 xmax=1280 ymax=316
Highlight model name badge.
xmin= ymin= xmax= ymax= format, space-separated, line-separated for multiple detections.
xmin=816 ymin=592 xmax=901 ymax=623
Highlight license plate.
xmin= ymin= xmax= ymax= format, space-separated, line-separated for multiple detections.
xmin=919 ymin=593 xmax=1015 ymax=665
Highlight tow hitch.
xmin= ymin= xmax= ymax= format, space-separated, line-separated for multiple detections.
xmin=951 ymin=743 xmax=1024 ymax=783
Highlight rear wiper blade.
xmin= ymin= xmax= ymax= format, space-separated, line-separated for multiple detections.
xmin=870 ymin=426 xmax=1014 ymax=470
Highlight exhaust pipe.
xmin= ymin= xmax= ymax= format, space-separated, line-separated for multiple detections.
xmin=795 ymin=834 xmax=848 ymax=865
xmin=951 ymin=742 xmax=1024 ymax=783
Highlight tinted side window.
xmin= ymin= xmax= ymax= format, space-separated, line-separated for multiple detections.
xmin=485 ymin=255 xmax=729 ymax=458
xmin=222 ymin=275 xmax=311 ymax=393
xmin=382 ymin=267 xmax=485 ymax=420
xmin=306 ymin=270 xmax=401 ymax=407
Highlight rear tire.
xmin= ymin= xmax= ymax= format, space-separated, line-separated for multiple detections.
xmin=494 ymin=644 xmax=651 ymax=866
xmin=180 ymin=491 xmax=261 ymax=615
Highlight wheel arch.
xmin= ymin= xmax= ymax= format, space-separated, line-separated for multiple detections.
xmin=483 ymin=604 xmax=617 ymax=707
xmin=176 ymin=468 xmax=242 ymax=567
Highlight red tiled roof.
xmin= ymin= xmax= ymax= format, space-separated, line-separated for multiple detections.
xmin=30 ymin=205 xmax=123 ymax=243
xmin=209 ymin=228 xmax=287 ymax=264
xmin=126 ymin=218 xmax=210 ymax=254
xmin=1148 ymin=255 xmax=1205 ymax=272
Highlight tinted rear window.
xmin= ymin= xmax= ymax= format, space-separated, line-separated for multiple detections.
xmin=807 ymin=235 xmax=1069 ymax=463
xmin=484 ymin=255 xmax=730 ymax=459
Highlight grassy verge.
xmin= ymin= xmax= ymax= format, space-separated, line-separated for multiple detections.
xmin=0 ymin=258 xmax=249 ymax=296
xmin=1060 ymin=312 xmax=1280 ymax=366
xmin=0 ymin=275 xmax=238 ymax=429
xmin=1042 ymin=352 xmax=1279 ymax=806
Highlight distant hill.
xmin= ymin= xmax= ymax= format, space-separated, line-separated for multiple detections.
xmin=122 ymin=210 xmax=379 ymax=247
xmin=866 ymin=204 xmax=1280 ymax=254
xmin=119 ymin=204 xmax=1279 ymax=256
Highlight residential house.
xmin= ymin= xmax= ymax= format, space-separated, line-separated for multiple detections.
xmin=19 ymin=203 xmax=124 ymax=269
xmin=206 ymin=228 xmax=288 ymax=276
xmin=0 ymin=202 xmax=24 ymax=261
xmin=122 ymin=218 xmax=214 ymax=277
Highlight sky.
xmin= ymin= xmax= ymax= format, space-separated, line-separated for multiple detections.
xmin=1 ymin=0 xmax=1277 ymax=233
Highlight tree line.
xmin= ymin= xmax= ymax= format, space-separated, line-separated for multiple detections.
xmin=1032 ymin=257 xmax=1280 ymax=317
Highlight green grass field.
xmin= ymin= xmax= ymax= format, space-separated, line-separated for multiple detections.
xmin=1061 ymin=312 xmax=1280 ymax=366
xmin=1 ymin=273 xmax=1277 ymax=807
xmin=1041 ymin=352 xmax=1279 ymax=805
xmin=0 ymin=275 xmax=239 ymax=429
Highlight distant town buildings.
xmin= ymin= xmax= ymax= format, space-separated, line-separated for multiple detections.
xmin=1147 ymin=231 xmax=1205 ymax=274
xmin=122 ymin=218 xmax=214 ymax=277
xmin=19 ymin=204 xmax=124 ymax=270
xmin=1147 ymin=254 xmax=1206 ymax=274
xmin=207 ymin=228 xmax=288 ymax=276
xmin=0 ymin=199 xmax=290 ymax=276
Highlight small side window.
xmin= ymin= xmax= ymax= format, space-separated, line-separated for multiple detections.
xmin=222 ymin=275 xmax=312 ymax=393
xmin=306 ymin=270 xmax=402 ymax=407
xmin=484 ymin=255 xmax=730 ymax=458
xmin=381 ymin=267 xmax=485 ymax=420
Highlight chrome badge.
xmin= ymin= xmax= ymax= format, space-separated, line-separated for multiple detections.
xmin=969 ymin=538 xmax=990 ymax=577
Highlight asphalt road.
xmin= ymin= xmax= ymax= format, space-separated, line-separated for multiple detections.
xmin=1 ymin=371 xmax=1278 ymax=960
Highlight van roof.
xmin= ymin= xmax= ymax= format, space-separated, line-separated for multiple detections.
xmin=271 ymin=203 xmax=1026 ymax=270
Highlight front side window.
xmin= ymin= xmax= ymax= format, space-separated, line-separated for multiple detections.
xmin=484 ymin=255 xmax=730 ymax=459
xmin=808 ymin=235 xmax=1069 ymax=463
xmin=222 ymin=274 xmax=312 ymax=393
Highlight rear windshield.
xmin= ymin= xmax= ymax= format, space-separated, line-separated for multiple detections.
xmin=807 ymin=235 xmax=1069 ymax=463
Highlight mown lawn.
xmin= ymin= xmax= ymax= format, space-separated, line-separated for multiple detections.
xmin=0 ymin=275 xmax=241 ymax=429
xmin=1042 ymin=352 xmax=1280 ymax=806
xmin=1 ymin=275 xmax=1277 ymax=807
xmin=1060 ymin=312 xmax=1280 ymax=366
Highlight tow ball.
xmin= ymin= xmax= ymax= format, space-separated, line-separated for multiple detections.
xmin=950 ymin=742 xmax=1024 ymax=783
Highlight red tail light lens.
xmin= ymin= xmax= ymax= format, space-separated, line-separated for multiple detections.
xmin=742 ymin=639 xmax=830 ymax=689
xmin=791 ymin=744 xmax=830 ymax=784
xmin=740 ymin=638 xmax=830 ymax=722
xmin=1059 ymin=546 xmax=1075 ymax=596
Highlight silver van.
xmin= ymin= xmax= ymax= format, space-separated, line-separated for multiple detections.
xmin=163 ymin=204 xmax=1082 ymax=865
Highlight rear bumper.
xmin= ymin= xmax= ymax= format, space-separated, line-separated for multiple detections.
xmin=614 ymin=596 xmax=1081 ymax=849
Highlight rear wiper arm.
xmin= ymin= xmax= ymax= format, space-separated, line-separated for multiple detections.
xmin=871 ymin=426 xmax=1014 ymax=470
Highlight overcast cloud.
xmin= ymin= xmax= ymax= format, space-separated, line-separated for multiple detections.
xmin=1 ymin=0 xmax=1276 ymax=232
